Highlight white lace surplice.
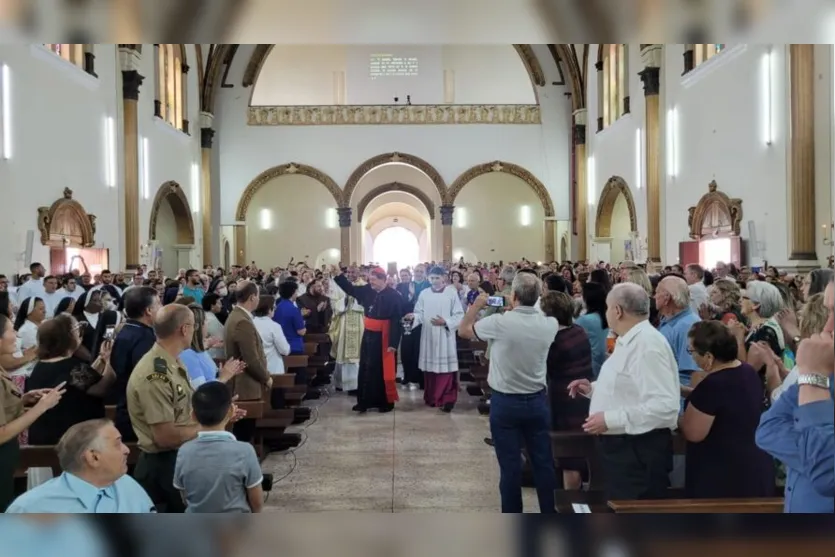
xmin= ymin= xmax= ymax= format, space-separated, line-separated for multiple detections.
xmin=412 ymin=286 xmax=464 ymax=373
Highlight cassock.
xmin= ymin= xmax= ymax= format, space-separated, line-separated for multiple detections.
xmin=334 ymin=273 xmax=403 ymax=411
xmin=411 ymin=286 xmax=465 ymax=408
xmin=395 ymin=280 xmax=430 ymax=388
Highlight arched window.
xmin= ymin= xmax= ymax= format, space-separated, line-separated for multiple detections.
xmin=684 ymin=44 xmax=726 ymax=73
xmin=43 ymin=44 xmax=96 ymax=76
xmin=597 ymin=44 xmax=629 ymax=131
xmin=154 ymin=44 xmax=190 ymax=133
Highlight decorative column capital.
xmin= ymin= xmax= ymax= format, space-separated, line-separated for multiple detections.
xmin=121 ymin=70 xmax=144 ymax=101
xmin=201 ymin=128 xmax=215 ymax=149
xmin=440 ymin=205 xmax=455 ymax=226
xmin=639 ymin=66 xmax=660 ymax=96
xmin=336 ymin=207 xmax=352 ymax=227
xmin=640 ymin=44 xmax=663 ymax=68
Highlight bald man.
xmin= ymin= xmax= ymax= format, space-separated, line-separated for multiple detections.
xmin=655 ymin=276 xmax=702 ymax=392
xmin=126 ymin=304 xmax=198 ymax=513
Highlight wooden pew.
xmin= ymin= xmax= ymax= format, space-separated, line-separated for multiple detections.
xmin=608 ymin=498 xmax=784 ymax=514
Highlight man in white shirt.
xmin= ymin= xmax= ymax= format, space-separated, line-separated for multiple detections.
xmin=58 ymin=275 xmax=85 ymax=301
xmin=569 ymin=283 xmax=680 ymax=500
xmin=459 ymin=273 xmax=559 ymax=513
xmin=684 ymin=264 xmax=709 ymax=315
xmin=41 ymin=275 xmax=65 ymax=318
xmin=16 ymin=262 xmax=46 ymax=305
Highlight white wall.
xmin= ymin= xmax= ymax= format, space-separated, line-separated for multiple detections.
xmin=0 ymin=44 xmax=204 ymax=277
xmin=586 ymin=45 xmax=646 ymax=254
xmin=0 ymin=45 xmax=121 ymax=276
xmin=662 ymin=44 xmax=790 ymax=266
xmin=136 ymin=44 xmax=204 ymax=268
xmin=587 ymin=44 xmax=810 ymax=267
xmin=251 ymin=45 xmax=536 ymax=106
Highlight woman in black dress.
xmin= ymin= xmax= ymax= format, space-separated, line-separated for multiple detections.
xmin=680 ymin=321 xmax=775 ymax=499
xmin=26 ymin=314 xmax=117 ymax=445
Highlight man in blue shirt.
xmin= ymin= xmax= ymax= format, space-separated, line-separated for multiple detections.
xmin=757 ymin=282 xmax=835 ymax=513
xmin=7 ymin=419 xmax=155 ymax=513
xmin=655 ymin=276 xmax=701 ymax=390
xmin=181 ymin=269 xmax=205 ymax=304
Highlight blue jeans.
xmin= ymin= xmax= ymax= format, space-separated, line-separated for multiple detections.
xmin=489 ymin=390 xmax=556 ymax=513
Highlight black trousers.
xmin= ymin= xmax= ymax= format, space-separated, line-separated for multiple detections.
xmin=0 ymin=439 xmax=20 ymax=512
xmin=133 ymin=450 xmax=185 ymax=513
xmin=400 ymin=325 xmax=423 ymax=387
xmin=596 ymin=429 xmax=673 ymax=500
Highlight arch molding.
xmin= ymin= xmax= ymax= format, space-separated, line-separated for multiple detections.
xmin=595 ymin=176 xmax=638 ymax=238
xmin=447 ymin=161 xmax=555 ymax=217
xmin=149 ymin=181 xmax=196 ymax=244
xmin=342 ymin=152 xmax=446 ymax=208
xmin=236 ymin=162 xmax=342 ymax=221
xmin=357 ymin=182 xmax=436 ymax=222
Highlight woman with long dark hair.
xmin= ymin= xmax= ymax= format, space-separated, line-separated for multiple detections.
xmin=574 ymin=282 xmax=609 ymax=378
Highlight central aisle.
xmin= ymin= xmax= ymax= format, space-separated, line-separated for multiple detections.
xmin=261 ymin=388 xmax=539 ymax=512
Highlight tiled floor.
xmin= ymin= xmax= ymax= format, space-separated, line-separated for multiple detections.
xmin=261 ymin=386 xmax=539 ymax=512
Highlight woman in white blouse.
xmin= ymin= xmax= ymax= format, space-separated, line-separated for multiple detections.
xmin=252 ymin=294 xmax=291 ymax=375
xmin=201 ymin=293 xmax=227 ymax=362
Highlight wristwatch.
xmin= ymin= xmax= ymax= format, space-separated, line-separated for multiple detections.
xmin=797 ymin=374 xmax=831 ymax=390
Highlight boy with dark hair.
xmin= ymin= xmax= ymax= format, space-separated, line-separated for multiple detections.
xmin=173 ymin=382 xmax=264 ymax=513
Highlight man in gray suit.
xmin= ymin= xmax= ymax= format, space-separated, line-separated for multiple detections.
xmin=224 ymin=281 xmax=272 ymax=441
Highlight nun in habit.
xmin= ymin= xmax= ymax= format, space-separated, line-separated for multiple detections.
xmin=405 ymin=266 xmax=465 ymax=412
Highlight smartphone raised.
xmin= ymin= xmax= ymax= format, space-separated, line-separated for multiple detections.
xmin=487 ymin=296 xmax=504 ymax=307
xmin=103 ymin=325 xmax=116 ymax=341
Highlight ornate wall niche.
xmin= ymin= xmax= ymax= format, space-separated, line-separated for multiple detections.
xmin=37 ymin=188 xmax=97 ymax=248
xmin=236 ymin=163 xmax=342 ymax=221
xmin=356 ymin=182 xmax=437 ymax=222
xmin=447 ymin=161 xmax=555 ymax=217
xmin=149 ymin=181 xmax=196 ymax=244
xmin=342 ymin=152 xmax=447 ymax=208
xmin=595 ymin=176 xmax=638 ymax=238
xmin=687 ymin=180 xmax=743 ymax=239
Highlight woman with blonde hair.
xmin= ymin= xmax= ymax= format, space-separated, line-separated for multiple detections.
xmin=623 ymin=267 xmax=659 ymax=327
xmin=705 ymin=278 xmax=745 ymax=324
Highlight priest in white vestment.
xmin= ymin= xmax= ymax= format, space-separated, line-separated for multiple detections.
xmin=327 ymin=275 xmax=364 ymax=393
xmin=405 ymin=266 xmax=465 ymax=412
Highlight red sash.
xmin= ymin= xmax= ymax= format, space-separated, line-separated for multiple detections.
xmin=364 ymin=317 xmax=399 ymax=404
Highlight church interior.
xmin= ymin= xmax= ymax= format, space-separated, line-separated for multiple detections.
xmin=0 ymin=0 xmax=833 ymax=523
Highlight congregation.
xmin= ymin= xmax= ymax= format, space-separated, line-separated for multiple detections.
xmin=0 ymin=255 xmax=832 ymax=513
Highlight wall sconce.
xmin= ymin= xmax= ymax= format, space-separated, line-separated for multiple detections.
xmin=1 ymin=64 xmax=11 ymax=160
xmin=823 ymin=223 xmax=834 ymax=246
xmin=666 ymin=106 xmax=678 ymax=178
xmin=761 ymin=48 xmax=774 ymax=146
xmin=587 ymin=155 xmax=596 ymax=205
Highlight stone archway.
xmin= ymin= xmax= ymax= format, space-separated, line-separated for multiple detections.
xmin=149 ymin=181 xmax=195 ymax=244
xmin=356 ymin=182 xmax=436 ymax=222
xmin=595 ymin=176 xmax=638 ymax=238
xmin=342 ymin=152 xmax=446 ymax=208
xmin=235 ymin=162 xmax=342 ymax=221
xmin=447 ymin=161 xmax=555 ymax=216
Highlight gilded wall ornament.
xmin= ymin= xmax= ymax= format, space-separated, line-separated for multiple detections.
xmin=247 ymin=104 xmax=541 ymax=126
xmin=687 ymin=180 xmax=743 ymax=239
xmin=37 ymin=187 xmax=97 ymax=248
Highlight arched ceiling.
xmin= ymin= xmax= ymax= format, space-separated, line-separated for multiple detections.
xmin=200 ymin=43 xmax=585 ymax=116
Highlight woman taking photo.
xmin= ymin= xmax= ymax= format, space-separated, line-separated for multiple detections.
xmin=0 ymin=312 xmax=65 ymax=511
